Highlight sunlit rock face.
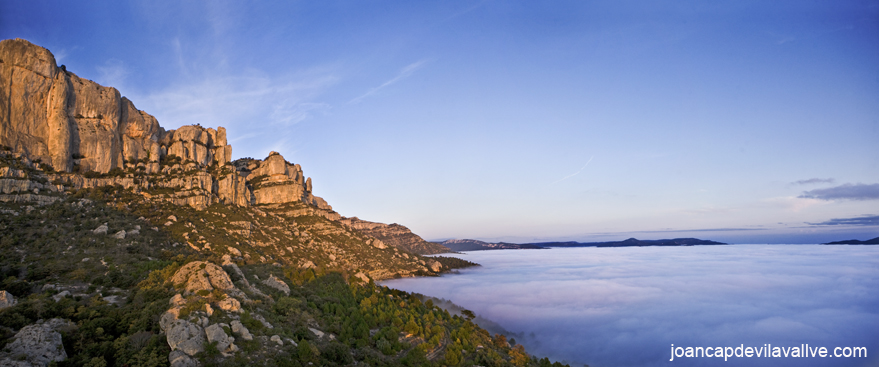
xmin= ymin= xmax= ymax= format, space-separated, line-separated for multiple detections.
xmin=0 ymin=38 xmax=165 ymax=174
xmin=0 ymin=38 xmax=336 ymax=212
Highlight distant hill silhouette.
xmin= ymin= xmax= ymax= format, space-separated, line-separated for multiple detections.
xmin=530 ymin=238 xmax=727 ymax=247
xmin=823 ymin=236 xmax=879 ymax=245
xmin=437 ymin=239 xmax=544 ymax=252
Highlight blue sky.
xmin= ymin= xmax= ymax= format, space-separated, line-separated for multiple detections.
xmin=3 ymin=1 xmax=878 ymax=243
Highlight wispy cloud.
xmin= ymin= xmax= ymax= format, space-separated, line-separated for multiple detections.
xmin=349 ymin=60 xmax=428 ymax=104
xmin=95 ymin=59 xmax=129 ymax=90
xmin=799 ymin=183 xmax=879 ymax=201
xmin=139 ymin=71 xmax=338 ymax=129
xmin=791 ymin=178 xmax=834 ymax=185
xmin=807 ymin=214 xmax=879 ymax=226
xmin=551 ymin=156 xmax=594 ymax=184
xmin=763 ymin=196 xmax=826 ymax=212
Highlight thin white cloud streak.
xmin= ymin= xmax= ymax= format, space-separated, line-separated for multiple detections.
xmin=383 ymin=246 xmax=879 ymax=367
xmin=551 ymin=156 xmax=594 ymax=184
xmin=349 ymin=60 xmax=427 ymax=104
xmin=95 ymin=59 xmax=129 ymax=90
xmin=137 ymin=72 xmax=338 ymax=130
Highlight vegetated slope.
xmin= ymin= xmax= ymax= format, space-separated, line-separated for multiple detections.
xmin=0 ymin=196 xmax=566 ymax=367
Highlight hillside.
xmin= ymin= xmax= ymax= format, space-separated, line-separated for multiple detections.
xmin=340 ymin=217 xmax=451 ymax=255
xmin=0 ymin=39 xmax=568 ymax=367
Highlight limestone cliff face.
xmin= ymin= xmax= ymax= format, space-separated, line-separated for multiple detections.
xmin=0 ymin=39 xmax=166 ymax=174
xmin=0 ymin=38 xmax=336 ymax=213
xmin=239 ymin=152 xmax=331 ymax=210
xmin=340 ymin=217 xmax=451 ymax=255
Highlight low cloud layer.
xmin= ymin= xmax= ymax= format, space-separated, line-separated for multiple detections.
xmin=799 ymin=183 xmax=879 ymax=201
xmin=807 ymin=215 xmax=879 ymax=227
xmin=792 ymin=178 xmax=835 ymax=185
xmin=383 ymin=246 xmax=879 ymax=367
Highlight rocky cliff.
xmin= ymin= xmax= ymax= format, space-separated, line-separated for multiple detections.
xmin=0 ymin=39 xmax=454 ymax=270
xmin=0 ymin=38 xmax=439 ymax=254
xmin=341 ymin=217 xmax=451 ymax=255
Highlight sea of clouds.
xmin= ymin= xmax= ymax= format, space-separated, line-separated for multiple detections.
xmin=382 ymin=245 xmax=879 ymax=367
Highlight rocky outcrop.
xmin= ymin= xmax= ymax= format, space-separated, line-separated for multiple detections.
xmin=170 ymin=261 xmax=242 ymax=297
xmin=341 ymin=217 xmax=451 ymax=255
xmin=0 ymin=166 xmax=63 ymax=205
xmin=428 ymin=260 xmax=443 ymax=273
xmin=239 ymin=152 xmax=331 ymax=209
xmin=230 ymin=320 xmax=253 ymax=341
xmin=262 ymin=274 xmax=290 ymax=295
xmin=0 ymin=318 xmax=73 ymax=367
xmin=204 ymin=323 xmax=238 ymax=354
xmin=160 ymin=314 xmax=205 ymax=362
xmin=0 ymin=290 xmax=16 ymax=309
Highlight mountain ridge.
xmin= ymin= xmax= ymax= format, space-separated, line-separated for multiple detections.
xmin=822 ymin=236 xmax=879 ymax=245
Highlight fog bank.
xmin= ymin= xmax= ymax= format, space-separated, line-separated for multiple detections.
xmin=382 ymin=245 xmax=879 ymax=367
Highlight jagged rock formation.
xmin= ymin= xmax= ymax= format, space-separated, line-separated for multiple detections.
xmin=0 ymin=38 xmax=332 ymax=212
xmin=160 ymin=261 xmax=254 ymax=365
xmin=0 ymin=38 xmax=456 ymax=281
xmin=0 ymin=38 xmax=456 ymax=260
xmin=341 ymin=216 xmax=451 ymax=255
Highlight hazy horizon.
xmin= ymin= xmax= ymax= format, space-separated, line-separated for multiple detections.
xmin=427 ymin=232 xmax=878 ymax=245
xmin=2 ymin=1 xmax=877 ymax=243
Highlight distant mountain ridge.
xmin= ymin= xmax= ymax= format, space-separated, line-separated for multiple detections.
xmin=437 ymin=237 xmax=726 ymax=251
xmin=437 ymin=239 xmax=544 ymax=252
xmin=823 ymin=236 xmax=879 ymax=245
xmin=531 ymin=238 xmax=727 ymax=247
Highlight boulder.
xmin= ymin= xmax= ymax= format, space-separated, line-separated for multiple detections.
xmin=112 ymin=230 xmax=126 ymax=239
xmin=168 ymin=350 xmax=197 ymax=367
xmin=354 ymin=272 xmax=370 ymax=283
xmin=164 ymin=318 xmax=206 ymax=356
xmin=51 ymin=291 xmax=70 ymax=302
xmin=429 ymin=260 xmax=443 ymax=273
xmin=270 ymin=335 xmax=282 ymax=346
xmin=230 ymin=320 xmax=253 ymax=341
xmin=217 ymin=296 xmax=241 ymax=313
xmin=204 ymin=324 xmax=235 ymax=353
xmin=262 ymin=274 xmax=290 ymax=295
xmin=371 ymin=239 xmax=388 ymax=249
xmin=93 ymin=224 xmax=108 ymax=235
xmin=0 ymin=290 xmax=16 ymax=309
xmin=0 ymin=318 xmax=73 ymax=367
xmin=169 ymin=261 xmax=239 ymax=295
